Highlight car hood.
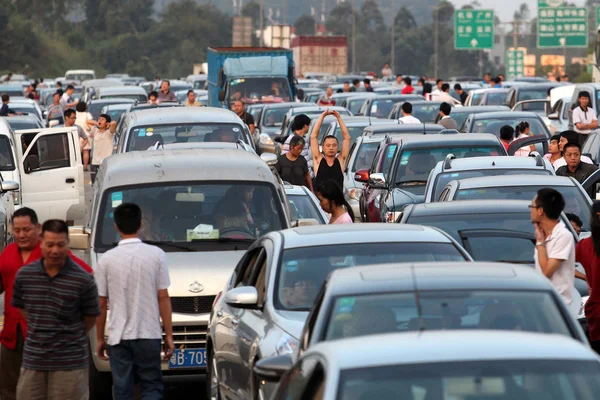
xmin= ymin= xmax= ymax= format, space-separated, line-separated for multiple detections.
xmin=262 ymin=126 xmax=281 ymax=137
xmin=273 ymin=310 xmax=310 ymax=339
xmin=385 ymin=188 xmax=425 ymax=211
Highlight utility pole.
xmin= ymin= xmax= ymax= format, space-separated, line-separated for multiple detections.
xmin=352 ymin=0 xmax=357 ymax=72
xmin=512 ymin=20 xmax=518 ymax=48
xmin=259 ymin=0 xmax=264 ymax=46
xmin=283 ymin=0 xmax=287 ymax=24
xmin=433 ymin=6 xmax=439 ymax=78
xmin=391 ymin=19 xmax=396 ymax=75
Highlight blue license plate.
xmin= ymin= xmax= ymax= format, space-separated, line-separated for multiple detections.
xmin=168 ymin=349 xmax=206 ymax=369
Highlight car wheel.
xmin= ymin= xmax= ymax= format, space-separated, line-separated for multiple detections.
xmin=89 ymin=357 xmax=112 ymax=400
xmin=207 ymin=349 xmax=221 ymax=400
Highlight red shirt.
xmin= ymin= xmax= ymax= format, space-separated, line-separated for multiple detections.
xmin=401 ymin=85 xmax=414 ymax=94
xmin=576 ymin=238 xmax=600 ymax=341
xmin=501 ymin=140 xmax=510 ymax=152
xmin=318 ymin=97 xmax=336 ymax=106
xmin=0 ymin=243 xmax=92 ymax=350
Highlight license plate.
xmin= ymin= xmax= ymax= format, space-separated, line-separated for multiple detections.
xmin=168 ymin=349 xmax=206 ymax=369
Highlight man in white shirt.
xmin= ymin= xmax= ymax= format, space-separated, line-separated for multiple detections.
xmin=398 ymin=102 xmax=421 ymax=124
xmin=553 ymin=130 xmax=594 ymax=169
xmin=59 ymin=84 xmax=77 ymax=110
xmin=89 ymin=113 xmax=117 ymax=183
xmin=95 ymin=203 xmax=174 ymax=399
xmin=530 ymin=188 xmax=575 ymax=306
xmin=572 ymin=91 xmax=598 ymax=146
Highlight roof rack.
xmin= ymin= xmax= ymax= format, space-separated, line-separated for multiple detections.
xmin=443 ymin=153 xmax=456 ymax=170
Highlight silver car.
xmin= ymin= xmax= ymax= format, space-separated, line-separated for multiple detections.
xmin=283 ymin=183 xmax=328 ymax=224
xmin=206 ymin=224 xmax=471 ymax=400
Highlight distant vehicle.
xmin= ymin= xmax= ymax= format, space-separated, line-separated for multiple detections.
xmin=547 ymin=96 xmax=571 ymax=134
xmin=104 ymin=73 xmax=129 ymax=80
xmin=3 ymin=115 xmax=44 ymax=131
xmin=356 ymin=94 xmax=424 ymax=118
xmin=6 ymin=99 xmax=44 ymax=123
xmin=80 ymin=78 xmax=124 ymax=103
xmin=278 ymin=106 xmax=351 ymax=138
xmin=440 ymin=105 xmax=509 ymax=129
xmin=339 ymin=93 xmax=377 ymax=115
xmin=464 ymin=88 xmax=510 ymax=106
xmin=582 ymin=129 xmax=600 ymax=165
xmin=460 ymin=110 xmax=551 ymax=146
xmin=323 ymin=117 xmax=393 ymax=143
xmin=186 ymin=74 xmax=207 ymax=90
xmin=95 ymin=86 xmax=148 ymax=102
xmin=127 ymin=102 xmax=183 ymax=113
xmin=100 ymin=103 xmax=133 ymax=124
xmin=253 ymin=102 xmax=313 ymax=138
xmin=387 ymin=100 xmax=444 ymax=122
xmin=86 ymin=98 xmax=136 ymax=120
xmin=0 ymin=85 xmax=25 ymax=97
xmin=65 ymin=69 xmax=96 ymax=82
xmin=361 ymin=123 xmax=443 ymax=137
xmin=505 ymin=82 xmax=562 ymax=108
xmin=0 ymin=74 xmax=27 ymax=82
xmin=175 ymin=89 xmax=206 ymax=103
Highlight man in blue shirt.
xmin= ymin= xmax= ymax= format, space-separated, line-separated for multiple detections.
xmin=0 ymin=94 xmax=16 ymax=117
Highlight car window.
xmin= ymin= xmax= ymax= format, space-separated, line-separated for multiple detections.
xmin=0 ymin=136 xmax=15 ymax=171
xmin=380 ymin=144 xmax=397 ymax=178
xmin=352 ymin=142 xmax=379 ymax=172
xmin=517 ymin=88 xmax=553 ymax=102
xmin=262 ymin=108 xmax=289 ymax=127
xmin=276 ymin=243 xmax=466 ymax=311
xmin=485 ymin=92 xmax=507 ymax=105
xmin=370 ymin=100 xmax=396 ymax=118
xmin=412 ymin=103 xmax=441 ymax=123
xmin=462 ymin=235 xmax=534 ymax=263
xmin=287 ymin=194 xmax=326 ymax=224
xmin=24 ymin=133 xmax=70 ymax=172
xmin=334 ymin=126 xmax=366 ymax=143
xmin=251 ymin=252 xmax=268 ymax=306
xmin=471 ymin=117 xmax=548 ymax=137
xmin=274 ymin=358 xmax=318 ymax=400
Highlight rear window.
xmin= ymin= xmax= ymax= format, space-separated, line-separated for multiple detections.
xmin=517 ymin=88 xmax=552 ymax=102
xmin=485 ymin=92 xmax=506 ymax=105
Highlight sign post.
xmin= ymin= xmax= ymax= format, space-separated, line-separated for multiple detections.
xmin=537 ymin=0 xmax=587 ymax=48
xmin=454 ymin=9 xmax=495 ymax=50
xmin=506 ymin=48 xmax=526 ymax=81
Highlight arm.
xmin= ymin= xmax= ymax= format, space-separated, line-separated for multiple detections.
xmin=535 ymin=223 xmax=573 ymax=278
xmin=109 ymin=121 xmax=117 ymax=134
xmin=96 ymin=296 xmax=109 ymax=360
xmin=535 ymin=244 xmax=564 ymax=278
xmin=158 ymin=289 xmax=174 ymax=360
xmin=310 ymin=112 xmax=327 ymax=166
xmin=575 ymin=269 xmax=588 ymax=282
xmin=335 ymin=110 xmax=352 ymax=165
xmin=305 ymin=172 xmax=314 ymax=192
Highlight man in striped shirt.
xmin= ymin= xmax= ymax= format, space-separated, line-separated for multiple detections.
xmin=11 ymin=220 xmax=100 ymax=400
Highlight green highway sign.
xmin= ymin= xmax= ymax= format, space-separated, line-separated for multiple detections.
xmin=596 ymin=6 xmax=600 ymax=27
xmin=454 ymin=9 xmax=495 ymax=50
xmin=506 ymin=48 xmax=525 ymax=81
xmin=538 ymin=0 xmax=564 ymax=6
xmin=537 ymin=6 xmax=588 ymax=48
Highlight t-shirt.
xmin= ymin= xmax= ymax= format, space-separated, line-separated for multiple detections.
xmin=331 ymin=212 xmax=353 ymax=224
xmin=572 ymin=106 xmax=598 ymax=135
xmin=238 ymin=111 xmax=255 ymax=129
xmin=90 ymin=126 xmax=115 ymax=165
xmin=70 ymin=124 xmax=87 ymax=140
xmin=399 ymin=115 xmax=421 ymax=124
xmin=275 ymin=154 xmax=309 ymax=187
xmin=59 ymin=93 xmax=73 ymax=110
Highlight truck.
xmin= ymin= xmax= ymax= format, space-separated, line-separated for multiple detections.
xmin=207 ymin=47 xmax=297 ymax=108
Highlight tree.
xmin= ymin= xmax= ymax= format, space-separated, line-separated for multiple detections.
xmin=295 ymin=14 xmax=316 ymax=35
xmin=242 ymin=1 xmax=263 ymax=31
xmin=435 ymin=0 xmax=455 ymax=25
xmin=394 ymin=7 xmax=417 ymax=32
xmin=359 ymin=0 xmax=386 ymax=35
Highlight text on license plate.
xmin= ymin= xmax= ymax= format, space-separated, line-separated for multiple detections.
xmin=169 ymin=349 xmax=206 ymax=368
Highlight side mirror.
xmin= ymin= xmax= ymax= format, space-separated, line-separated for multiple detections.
xmin=253 ymin=355 xmax=293 ymax=383
xmin=0 ymin=180 xmax=19 ymax=192
xmin=369 ymin=172 xmax=386 ymax=186
xmin=354 ymin=169 xmax=370 ymax=183
xmin=68 ymin=226 xmax=90 ymax=250
xmin=224 ymin=286 xmax=258 ymax=309
xmin=48 ymin=120 xmax=59 ymax=128
xmin=292 ymin=218 xmax=320 ymax=227
xmin=547 ymin=112 xmax=559 ymax=120
xmin=260 ymin=153 xmax=278 ymax=166
xmin=218 ymin=90 xmax=226 ymax=102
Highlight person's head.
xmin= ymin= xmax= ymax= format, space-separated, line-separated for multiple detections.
xmin=292 ymin=114 xmax=311 ymax=135
xmin=296 ymin=88 xmax=304 ymax=99
xmin=363 ymin=78 xmax=371 ymax=87
xmin=549 ymin=134 xmax=561 ymax=154
xmin=531 ymin=188 xmax=565 ymax=223
xmin=161 ymin=80 xmax=170 ymax=92
xmin=149 ymin=91 xmax=158 ymax=101
xmin=418 ymin=78 xmax=425 ymax=86
xmin=439 ymin=102 xmax=451 ymax=116
xmin=66 ymin=84 xmax=74 ymax=94
xmin=436 ymin=79 xmax=443 ymax=89
xmin=562 ymin=75 xmax=569 ymax=82
xmin=498 ymin=74 xmax=505 ymax=82
xmin=187 ymin=90 xmax=196 ymax=103
xmin=556 ymin=76 xmax=561 ymax=82
xmin=493 ymin=77 xmax=501 ymax=85
xmin=500 ymin=125 xmax=515 ymax=142
xmin=484 ymin=73 xmax=491 ymax=82
xmin=326 ymin=87 xmax=333 ymax=97
xmin=12 ymin=208 xmax=40 ymax=251
xmin=579 ymin=91 xmax=591 ymax=108
xmin=98 ymin=113 xmax=112 ymax=129
xmin=404 ymin=77 xmax=412 ymax=86
xmin=56 ymin=88 xmax=64 ymax=96
xmin=384 ymin=62 xmax=389 ymax=69
xmin=396 ymin=74 xmax=403 ymax=84
xmin=2 ymin=94 xmax=9 ymax=103
xmin=214 ymin=128 xmax=236 ymax=142
xmin=566 ymin=213 xmax=583 ymax=235
xmin=64 ymin=109 xmax=76 ymax=125
xmin=559 ymin=130 xmax=579 ymax=152
xmin=114 ymin=203 xmax=142 ymax=236
xmin=515 ymin=121 xmax=530 ymax=135
xmin=343 ymin=81 xmax=350 ymax=91
xmin=232 ymin=100 xmax=245 ymax=115
xmin=41 ymin=220 xmax=69 ymax=268
xmin=401 ymin=102 xmax=412 ymax=116
xmin=563 ymin=142 xmax=582 ymax=170
xmin=289 ymin=135 xmax=306 ymax=157
xmin=322 ymin=135 xmax=339 ymax=157
xmin=52 ymin=92 xmax=61 ymax=104
xmin=423 ymin=82 xmax=432 ymax=95
xmin=56 ymin=81 xmax=62 ymax=88
xmin=75 ymin=101 xmax=87 ymax=112
xmin=352 ymin=79 xmax=360 ymax=88
xmin=441 ymin=83 xmax=450 ymax=93
xmin=27 ymin=93 xmax=34 ymax=100
xmin=454 ymin=83 xmax=463 ymax=93
xmin=316 ymin=180 xmax=355 ymax=220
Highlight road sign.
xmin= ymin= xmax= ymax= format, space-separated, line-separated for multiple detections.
xmin=538 ymin=0 xmax=564 ymax=6
xmin=506 ymin=48 xmax=526 ymax=81
xmin=454 ymin=10 xmax=495 ymax=50
xmin=537 ymin=5 xmax=588 ymax=48
xmin=596 ymin=6 xmax=600 ymax=28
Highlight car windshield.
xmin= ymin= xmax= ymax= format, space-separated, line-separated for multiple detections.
xmin=485 ymin=92 xmax=506 ymax=105
xmin=370 ymin=100 xmax=398 ymax=118
xmin=0 ymin=89 xmax=24 ymax=97
xmin=8 ymin=104 xmax=37 ymax=117
xmin=334 ymin=126 xmax=367 ymax=142
xmin=89 ymin=101 xmax=132 ymax=120
xmin=276 ymin=243 xmax=466 ymax=311
xmin=126 ymin=123 xmax=248 ymax=151
xmin=326 ymin=290 xmax=570 ymax=342
xmin=338 ymin=360 xmax=600 ymax=400
xmin=471 ymin=117 xmax=548 ymax=137
xmin=518 ymin=88 xmax=552 ymax=102
xmin=261 ymin=108 xmax=290 ymax=127
xmin=412 ymin=103 xmax=442 ymax=123
xmin=0 ymin=136 xmax=15 ymax=171
xmin=348 ymin=99 xmax=368 ymax=115
xmin=449 ymin=111 xmax=475 ymax=129
xmin=6 ymin=120 xmax=41 ymax=130
xmin=101 ymin=94 xmax=147 ymax=102
xmin=471 ymin=92 xmax=483 ymax=105
xmin=103 ymin=108 xmax=128 ymax=122
xmin=66 ymin=73 xmax=94 ymax=81
xmin=287 ymin=194 xmax=325 ymax=224
xmin=228 ymin=77 xmax=291 ymax=104
xmin=352 ymin=142 xmax=380 ymax=172
xmin=514 ymin=102 xmax=547 ymax=113
xmin=95 ymin=182 xmax=285 ymax=252
xmin=432 ymin=169 xmax=552 ymax=200
xmin=455 ymin=185 xmax=590 ymax=230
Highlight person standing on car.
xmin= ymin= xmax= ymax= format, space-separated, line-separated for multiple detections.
xmin=95 ymin=203 xmax=174 ymax=399
xmin=531 ymin=188 xmax=575 ymax=307
xmin=275 ymin=135 xmax=313 ymax=191
xmin=573 ymin=91 xmax=598 ymax=146
xmin=89 ymin=113 xmax=117 ymax=184
xmin=231 ymin=100 xmax=255 ymax=133
xmin=157 ymin=80 xmax=177 ymax=102
xmin=310 ymin=110 xmax=351 ymax=189
xmin=438 ymin=102 xmax=457 ymax=130
xmin=11 ymin=219 xmax=99 ymax=400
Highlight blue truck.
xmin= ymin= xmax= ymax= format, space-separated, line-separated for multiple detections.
xmin=207 ymin=47 xmax=298 ymax=108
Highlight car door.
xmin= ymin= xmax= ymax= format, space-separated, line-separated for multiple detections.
xmin=272 ymin=357 xmax=321 ymax=400
xmin=366 ymin=143 xmax=397 ymax=222
xmin=582 ymin=169 xmax=600 ymax=200
xmin=14 ymin=128 xmax=83 ymax=224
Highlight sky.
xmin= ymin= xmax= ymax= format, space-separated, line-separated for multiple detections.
xmin=450 ymin=0 xmax=586 ymax=22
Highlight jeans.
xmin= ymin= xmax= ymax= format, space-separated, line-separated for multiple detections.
xmin=109 ymin=339 xmax=164 ymax=400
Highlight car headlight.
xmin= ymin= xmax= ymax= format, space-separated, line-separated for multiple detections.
xmin=579 ymin=296 xmax=589 ymax=319
xmin=259 ymin=133 xmax=274 ymax=145
xmin=349 ymin=188 xmax=362 ymax=201
xmin=12 ymin=191 xmax=20 ymax=205
xmin=275 ymin=333 xmax=298 ymax=356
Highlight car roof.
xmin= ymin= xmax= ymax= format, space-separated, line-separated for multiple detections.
xmin=454 ymin=174 xmax=575 ymax=189
xmin=451 ymin=105 xmax=510 ymax=113
xmin=326 ymin=262 xmax=553 ymax=296
xmin=471 ymin=111 xmax=543 ymax=119
xmin=97 ymin=86 xmax=147 ymax=95
xmin=262 ymin=102 xmax=314 ymax=110
xmin=370 ymin=94 xmax=423 ymax=100
xmin=305 ymin=331 xmax=598 ymax=369
xmin=365 ymin=123 xmax=444 ymax=134
xmin=282 ymin=183 xmax=310 ymax=195
xmin=408 ymin=199 xmax=534 ymax=216
xmin=439 ymin=155 xmax=550 ymax=172
xmin=273 ymin=224 xmax=455 ymax=249
xmin=90 ymin=98 xmax=136 ymax=104
xmin=341 ymin=119 xmax=393 ymax=128
xmin=98 ymin=148 xmax=274 ymax=189
xmin=103 ymin=103 xmax=134 ymax=110
xmin=471 ymin=88 xmax=509 ymax=94
xmin=3 ymin=114 xmax=40 ymax=122
xmin=390 ymin=133 xmax=501 ymax=148
xmin=513 ymin=82 xmax=563 ymax=89
xmin=126 ymin=107 xmax=243 ymax=125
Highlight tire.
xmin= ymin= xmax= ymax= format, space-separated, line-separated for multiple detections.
xmin=89 ymin=357 xmax=113 ymax=400
xmin=206 ymin=348 xmax=221 ymax=400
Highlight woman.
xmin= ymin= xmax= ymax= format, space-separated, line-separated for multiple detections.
xmin=512 ymin=121 xmax=536 ymax=157
xmin=75 ymin=102 xmax=96 ymax=171
xmin=544 ymin=134 xmax=562 ymax=164
xmin=422 ymin=82 xmax=433 ymax=101
xmin=576 ymin=202 xmax=600 ymax=353
xmin=316 ymin=180 xmax=354 ymax=224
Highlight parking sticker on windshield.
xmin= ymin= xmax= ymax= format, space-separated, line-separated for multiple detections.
xmin=232 ymin=127 xmax=240 ymax=132
xmin=337 ymin=297 xmax=356 ymax=314
xmin=285 ymin=260 xmax=299 ymax=273
xmin=111 ymin=192 xmax=123 ymax=208
xmin=137 ymin=128 xmax=145 ymax=137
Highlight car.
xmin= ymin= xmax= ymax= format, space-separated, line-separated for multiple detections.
xmin=310 ymin=115 xmax=371 ymax=145
xmin=338 ymin=93 xmax=377 ymax=115
xmin=387 ymin=100 xmax=445 ymax=122
xmin=322 ymin=117 xmax=393 ymax=145
xmin=464 ymin=88 xmax=510 ymax=106
xmin=80 ymin=78 xmax=124 ymax=103
xmin=356 ymin=133 xmax=506 ymax=223
xmin=0 ymin=84 xmax=25 ymax=98
xmin=2 ymin=115 xmax=44 ymax=130
xmin=436 ymin=104 xmax=510 ymax=129
xmin=302 ymin=89 xmax=323 ymax=103
xmin=65 ymin=69 xmax=96 ymax=82
xmin=86 ymin=98 xmax=136 ymax=120
xmin=67 ymin=147 xmax=291 ymax=396
xmin=100 ymin=103 xmax=134 ymax=124
xmin=505 ymin=82 xmax=563 ymax=108
xmin=95 ymin=86 xmax=149 ymax=102
xmin=361 ymin=122 xmax=444 ymax=137
xmin=424 ymin=154 xmax=555 ymax=203
xmin=127 ymin=102 xmax=183 ymax=113
xmin=164 ymin=79 xmax=193 ymax=93
xmin=187 ymin=74 xmax=208 ymax=90
xmin=258 ymin=330 xmax=600 ymax=400
xmin=206 ymin=224 xmax=472 ymax=400
xmin=257 ymin=102 xmax=314 ymax=137
xmin=283 ymin=183 xmax=328 ymax=224
xmin=582 ymin=129 xmax=600 ymax=165
xmin=5 ymin=99 xmax=44 ymax=123
xmin=569 ymin=83 xmax=600 ymax=114
xmin=278 ymin=106 xmax=351 ymax=138
xmin=356 ymin=94 xmax=424 ymax=118
xmin=115 ymin=107 xmax=255 ymax=154
xmin=548 ymin=96 xmax=572 ymax=134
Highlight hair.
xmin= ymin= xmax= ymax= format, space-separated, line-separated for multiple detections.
xmin=423 ymin=83 xmax=432 ymax=96
xmin=57 ymin=89 xmax=64 ymax=96
xmin=76 ymin=101 xmax=87 ymax=112
xmin=591 ymin=201 xmax=600 ymax=256
xmin=563 ymin=142 xmax=581 ymax=153
xmin=352 ymin=79 xmax=360 ymax=85
xmin=162 ymin=79 xmax=171 ymax=86
xmin=42 ymin=219 xmax=69 ymax=237
xmin=500 ymin=125 xmax=515 ymax=141
xmin=292 ymin=114 xmax=311 ymax=132
xmin=187 ymin=89 xmax=195 ymax=96
xmin=484 ymin=72 xmax=491 ymax=76
xmin=441 ymin=83 xmax=450 ymax=92
xmin=404 ymin=77 xmax=412 ymax=86
xmin=289 ymin=135 xmax=306 ymax=148
xmin=27 ymin=93 xmax=34 ymax=100
xmin=149 ymin=90 xmax=158 ymax=98
xmin=418 ymin=78 xmax=425 ymax=85
xmin=436 ymin=79 xmax=443 ymax=84
xmin=336 ymin=89 xmax=343 ymax=93
xmin=53 ymin=92 xmax=61 ymax=98
xmin=66 ymin=84 xmax=75 ymax=91
xmin=316 ymin=180 xmax=355 ymax=221
xmin=99 ymin=113 xmax=112 ymax=123
xmin=401 ymin=102 xmax=413 ymax=114
xmin=114 ymin=203 xmax=142 ymax=234
xmin=322 ymin=135 xmax=339 ymax=146
xmin=493 ymin=77 xmax=502 ymax=84
xmin=344 ymin=81 xmax=350 ymax=85
xmin=560 ymin=130 xmax=579 ymax=145
xmin=550 ymin=134 xmax=561 ymax=143
xmin=439 ymin=102 xmax=451 ymax=116
xmin=566 ymin=213 xmax=583 ymax=229
xmin=515 ymin=121 xmax=530 ymax=135
xmin=64 ymin=109 xmax=76 ymax=119
xmin=12 ymin=207 xmax=38 ymax=225
xmin=296 ymin=88 xmax=304 ymax=99
xmin=579 ymin=90 xmax=591 ymax=100
xmin=535 ymin=188 xmax=565 ymax=220
xmin=1 ymin=94 xmax=9 ymax=102
xmin=363 ymin=78 xmax=371 ymax=85
xmin=454 ymin=83 xmax=462 ymax=91
xmin=56 ymin=81 xmax=62 ymax=87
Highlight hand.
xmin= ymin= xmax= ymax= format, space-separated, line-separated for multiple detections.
xmin=330 ymin=110 xmax=341 ymax=119
xmin=163 ymin=335 xmax=175 ymax=360
xmin=110 ymin=121 xmax=117 ymax=128
xmin=97 ymin=340 xmax=109 ymax=361
xmin=534 ymin=223 xmax=546 ymax=243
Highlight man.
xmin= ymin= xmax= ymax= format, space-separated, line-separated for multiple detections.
xmin=482 ymin=73 xmax=492 ymax=86
xmin=417 ymin=78 xmax=425 ymax=87
xmin=60 ymin=84 xmax=77 ymax=110
xmin=184 ymin=90 xmax=201 ymax=107
xmin=0 ymin=209 xmax=92 ymax=400
xmin=318 ymin=87 xmax=336 ymax=106
xmin=556 ymin=142 xmax=598 ymax=196
xmin=275 ymin=135 xmax=313 ymax=191
xmin=492 ymin=77 xmax=502 ymax=88
xmin=381 ymin=62 xmax=393 ymax=78
xmin=0 ymin=94 xmax=16 ymax=116
xmin=432 ymin=79 xmax=443 ymax=94
xmin=572 ymin=91 xmax=598 ymax=146
xmin=562 ymin=75 xmax=570 ymax=82
xmin=95 ymin=203 xmax=174 ymax=399
xmin=310 ymin=110 xmax=352 ymax=189
xmin=55 ymin=81 xmax=62 ymax=91
xmin=454 ymin=83 xmax=468 ymax=105
xmin=11 ymin=219 xmax=99 ymax=399
xmin=350 ymin=79 xmax=361 ymax=92
xmin=343 ymin=81 xmax=351 ymax=93
xmin=89 ymin=113 xmax=117 ymax=184
xmin=530 ymin=188 xmax=575 ymax=306
xmin=231 ymin=100 xmax=255 ymax=133
xmin=566 ymin=213 xmax=583 ymax=236
xmin=401 ymin=77 xmax=415 ymax=94
xmin=157 ymin=80 xmax=177 ymax=102
xmin=47 ymin=92 xmax=63 ymax=120
xmin=282 ymin=114 xmax=311 ymax=166
xmin=63 ymin=109 xmax=89 ymax=150
xmin=553 ymin=130 xmax=594 ymax=169
xmin=393 ymin=74 xmax=404 ymax=89
xmin=296 ymin=88 xmax=305 ymax=102
xmin=438 ymin=102 xmax=457 ymax=130
xmin=499 ymin=125 xmax=514 ymax=152
xmin=363 ymin=79 xmax=374 ymax=92
xmin=398 ymin=102 xmax=421 ymax=124
xmin=435 ymin=83 xmax=457 ymax=104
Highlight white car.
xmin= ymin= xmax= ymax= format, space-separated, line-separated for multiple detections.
xmin=283 ymin=183 xmax=328 ymax=224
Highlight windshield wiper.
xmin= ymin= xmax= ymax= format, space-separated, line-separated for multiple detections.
xmin=191 ymin=238 xmax=255 ymax=243
xmin=142 ymin=240 xmax=195 ymax=252
xmin=395 ymin=180 xmax=427 ymax=186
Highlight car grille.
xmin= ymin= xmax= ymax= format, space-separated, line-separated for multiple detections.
xmin=171 ymin=295 xmax=215 ymax=314
xmin=162 ymin=324 xmax=208 ymax=350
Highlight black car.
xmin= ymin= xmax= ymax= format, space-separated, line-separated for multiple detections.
xmin=505 ymin=82 xmax=563 ymax=108
xmin=357 ymin=94 xmax=423 ymax=117
xmin=362 ymin=123 xmax=445 ymax=137
xmin=435 ymin=105 xmax=510 ymax=129
xmin=387 ymin=100 xmax=443 ymax=122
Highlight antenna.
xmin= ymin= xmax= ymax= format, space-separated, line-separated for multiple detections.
xmin=410 ymin=265 xmax=425 ymax=332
